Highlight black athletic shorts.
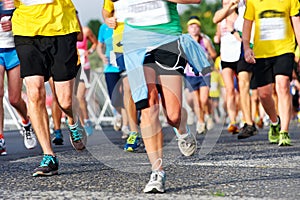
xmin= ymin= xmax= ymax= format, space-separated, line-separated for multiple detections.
xmin=14 ymin=33 xmax=79 ymax=81
xmin=253 ymin=53 xmax=294 ymax=87
xmin=143 ymin=40 xmax=187 ymax=75
xmin=237 ymin=57 xmax=253 ymax=73
xmin=221 ymin=60 xmax=238 ymax=73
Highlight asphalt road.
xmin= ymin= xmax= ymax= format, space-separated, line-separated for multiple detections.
xmin=1 ymin=123 xmax=300 ymax=199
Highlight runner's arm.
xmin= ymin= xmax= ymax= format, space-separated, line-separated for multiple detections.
xmin=213 ymin=0 xmax=239 ymax=24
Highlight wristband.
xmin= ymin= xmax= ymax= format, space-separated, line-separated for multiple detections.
xmin=231 ymin=29 xmax=236 ymax=34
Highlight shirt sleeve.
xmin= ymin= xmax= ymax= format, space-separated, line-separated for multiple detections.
xmin=103 ymin=0 xmax=114 ymax=13
xmin=244 ymin=0 xmax=255 ymax=21
xmin=290 ymin=0 xmax=300 ymax=16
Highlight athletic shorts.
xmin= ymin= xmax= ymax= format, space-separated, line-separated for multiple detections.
xmin=221 ymin=60 xmax=238 ymax=73
xmin=237 ymin=57 xmax=253 ymax=73
xmin=0 ymin=48 xmax=20 ymax=70
xmin=184 ymin=75 xmax=211 ymax=92
xmin=254 ymin=53 xmax=294 ymax=87
xmin=74 ymin=68 xmax=90 ymax=94
xmin=143 ymin=40 xmax=187 ymax=75
xmin=14 ymin=33 xmax=79 ymax=81
xmin=105 ymin=72 xmax=123 ymax=108
xmin=115 ymin=53 xmax=126 ymax=72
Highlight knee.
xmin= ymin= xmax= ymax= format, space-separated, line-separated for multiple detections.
xmin=239 ymin=79 xmax=250 ymax=92
xmin=27 ymin=86 xmax=45 ymax=105
xmin=58 ymin=96 xmax=72 ymax=111
xmin=258 ymin=90 xmax=271 ymax=101
xmin=166 ymin=110 xmax=181 ymax=128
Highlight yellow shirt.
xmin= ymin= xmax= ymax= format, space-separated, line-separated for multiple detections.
xmin=244 ymin=0 xmax=300 ymax=58
xmin=209 ymin=70 xmax=224 ymax=98
xmin=295 ymin=45 xmax=300 ymax=58
xmin=12 ymin=0 xmax=80 ymax=36
xmin=103 ymin=0 xmax=124 ymax=53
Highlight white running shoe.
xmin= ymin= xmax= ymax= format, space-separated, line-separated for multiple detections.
xmin=196 ymin=121 xmax=206 ymax=134
xmin=175 ymin=127 xmax=197 ymax=157
xmin=113 ymin=115 xmax=122 ymax=131
xmin=20 ymin=123 xmax=37 ymax=149
xmin=0 ymin=138 xmax=7 ymax=155
xmin=143 ymin=170 xmax=166 ymax=193
xmin=205 ymin=116 xmax=214 ymax=131
xmin=121 ymin=126 xmax=130 ymax=139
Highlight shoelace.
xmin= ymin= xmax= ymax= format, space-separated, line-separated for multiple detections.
xmin=40 ymin=155 xmax=55 ymax=167
xmin=127 ymin=133 xmax=139 ymax=144
xmin=23 ymin=126 xmax=33 ymax=139
xmin=70 ymin=128 xmax=83 ymax=141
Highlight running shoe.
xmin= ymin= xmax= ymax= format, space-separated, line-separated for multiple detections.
xmin=227 ymin=122 xmax=239 ymax=134
xmin=121 ymin=125 xmax=130 ymax=139
xmin=20 ymin=123 xmax=37 ymax=149
xmin=33 ymin=155 xmax=59 ymax=177
xmin=196 ymin=122 xmax=206 ymax=134
xmin=268 ymin=117 xmax=280 ymax=144
xmin=0 ymin=138 xmax=7 ymax=156
xmin=174 ymin=127 xmax=197 ymax=157
xmin=205 ymin=115 xmax=214 ymax=130
xmin=143 ymin=170 xmax=166 ymax=193
xmin=113 ymin=115 xmax=122 ymax=131
xmin=52 ymin=129 xmax=64 ymax=145
xmin=237 ymin=123 xmax=258 ymax=139
xmin=84 ymin=119 xmax=94 ymax=136
xmin=66 ymin=119 xmax=87 ymax=151
xmin=124 ymin=132 xmax=141 ymax=152
xmin=278 ymin=131 xmax=291 ymax=146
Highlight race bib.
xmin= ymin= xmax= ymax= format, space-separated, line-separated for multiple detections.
xmin=114 ymin=0 xmax=170 ymax=26
xmin=260 ymin=17 xmax=285 ymax=41
xmin=20 ymin=0 xmax=53 ymax=6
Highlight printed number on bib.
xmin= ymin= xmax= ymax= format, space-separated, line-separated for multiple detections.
xmin=114 ymin=0 xmax=170 ymax=26
xmin=260 ymin=18 xmax=285 ymax=41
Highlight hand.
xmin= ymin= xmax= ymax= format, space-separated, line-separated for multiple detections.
xmin=229 ymin=0 xmax=240 ymax=9
xmin=101 ymin=56 xmax=108 ymax=65
xmin=105 ymin=17 xmax=117 ymax=29
xmin=0 ymin=20 xmax=12 ymax=32
xmin=244 ymin=48 xmax=256 ymax=64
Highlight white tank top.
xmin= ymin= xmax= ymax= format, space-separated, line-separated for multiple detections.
xmin=0 ymin=0 xmax=15 ymax=48
xmin=220 ymin=19 xmax=241 ymax=62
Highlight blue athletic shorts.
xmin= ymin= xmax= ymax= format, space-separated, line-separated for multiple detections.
xmin=184 ymin=75 xmax=211 ymax=92
xmin=0 ymin=48 xmax=20 ymax=70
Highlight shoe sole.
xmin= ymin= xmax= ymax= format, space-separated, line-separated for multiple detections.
xmin=144 ymin=187 xmax=165 ymax=193
xmin=32 ymin=170 xmax=58 ymax=177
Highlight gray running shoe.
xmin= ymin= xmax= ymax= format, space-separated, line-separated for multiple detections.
xmin=143 ymin=170 xmax=166 ymax=193
xmin=175 ymin=127 xmax=197 ymax=156
xmin=20 ymin=123 xmax=37 ymax=149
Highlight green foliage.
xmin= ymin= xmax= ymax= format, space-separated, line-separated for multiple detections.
xmin=88 ymin=20 xmax=102 ymax=38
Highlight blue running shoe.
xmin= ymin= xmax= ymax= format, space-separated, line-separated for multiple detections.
xmin=84 ymin=120 xmax=94 ymax=136
xmin=52 ymin=129 xmax=64 ymax=145
xmin=124 ymin=132 xmax=141 ymax=152
xmin=33 ymin=155 xmax=59 ymax=176
xmin=66 ymin=119 xmax=87 ymax=151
